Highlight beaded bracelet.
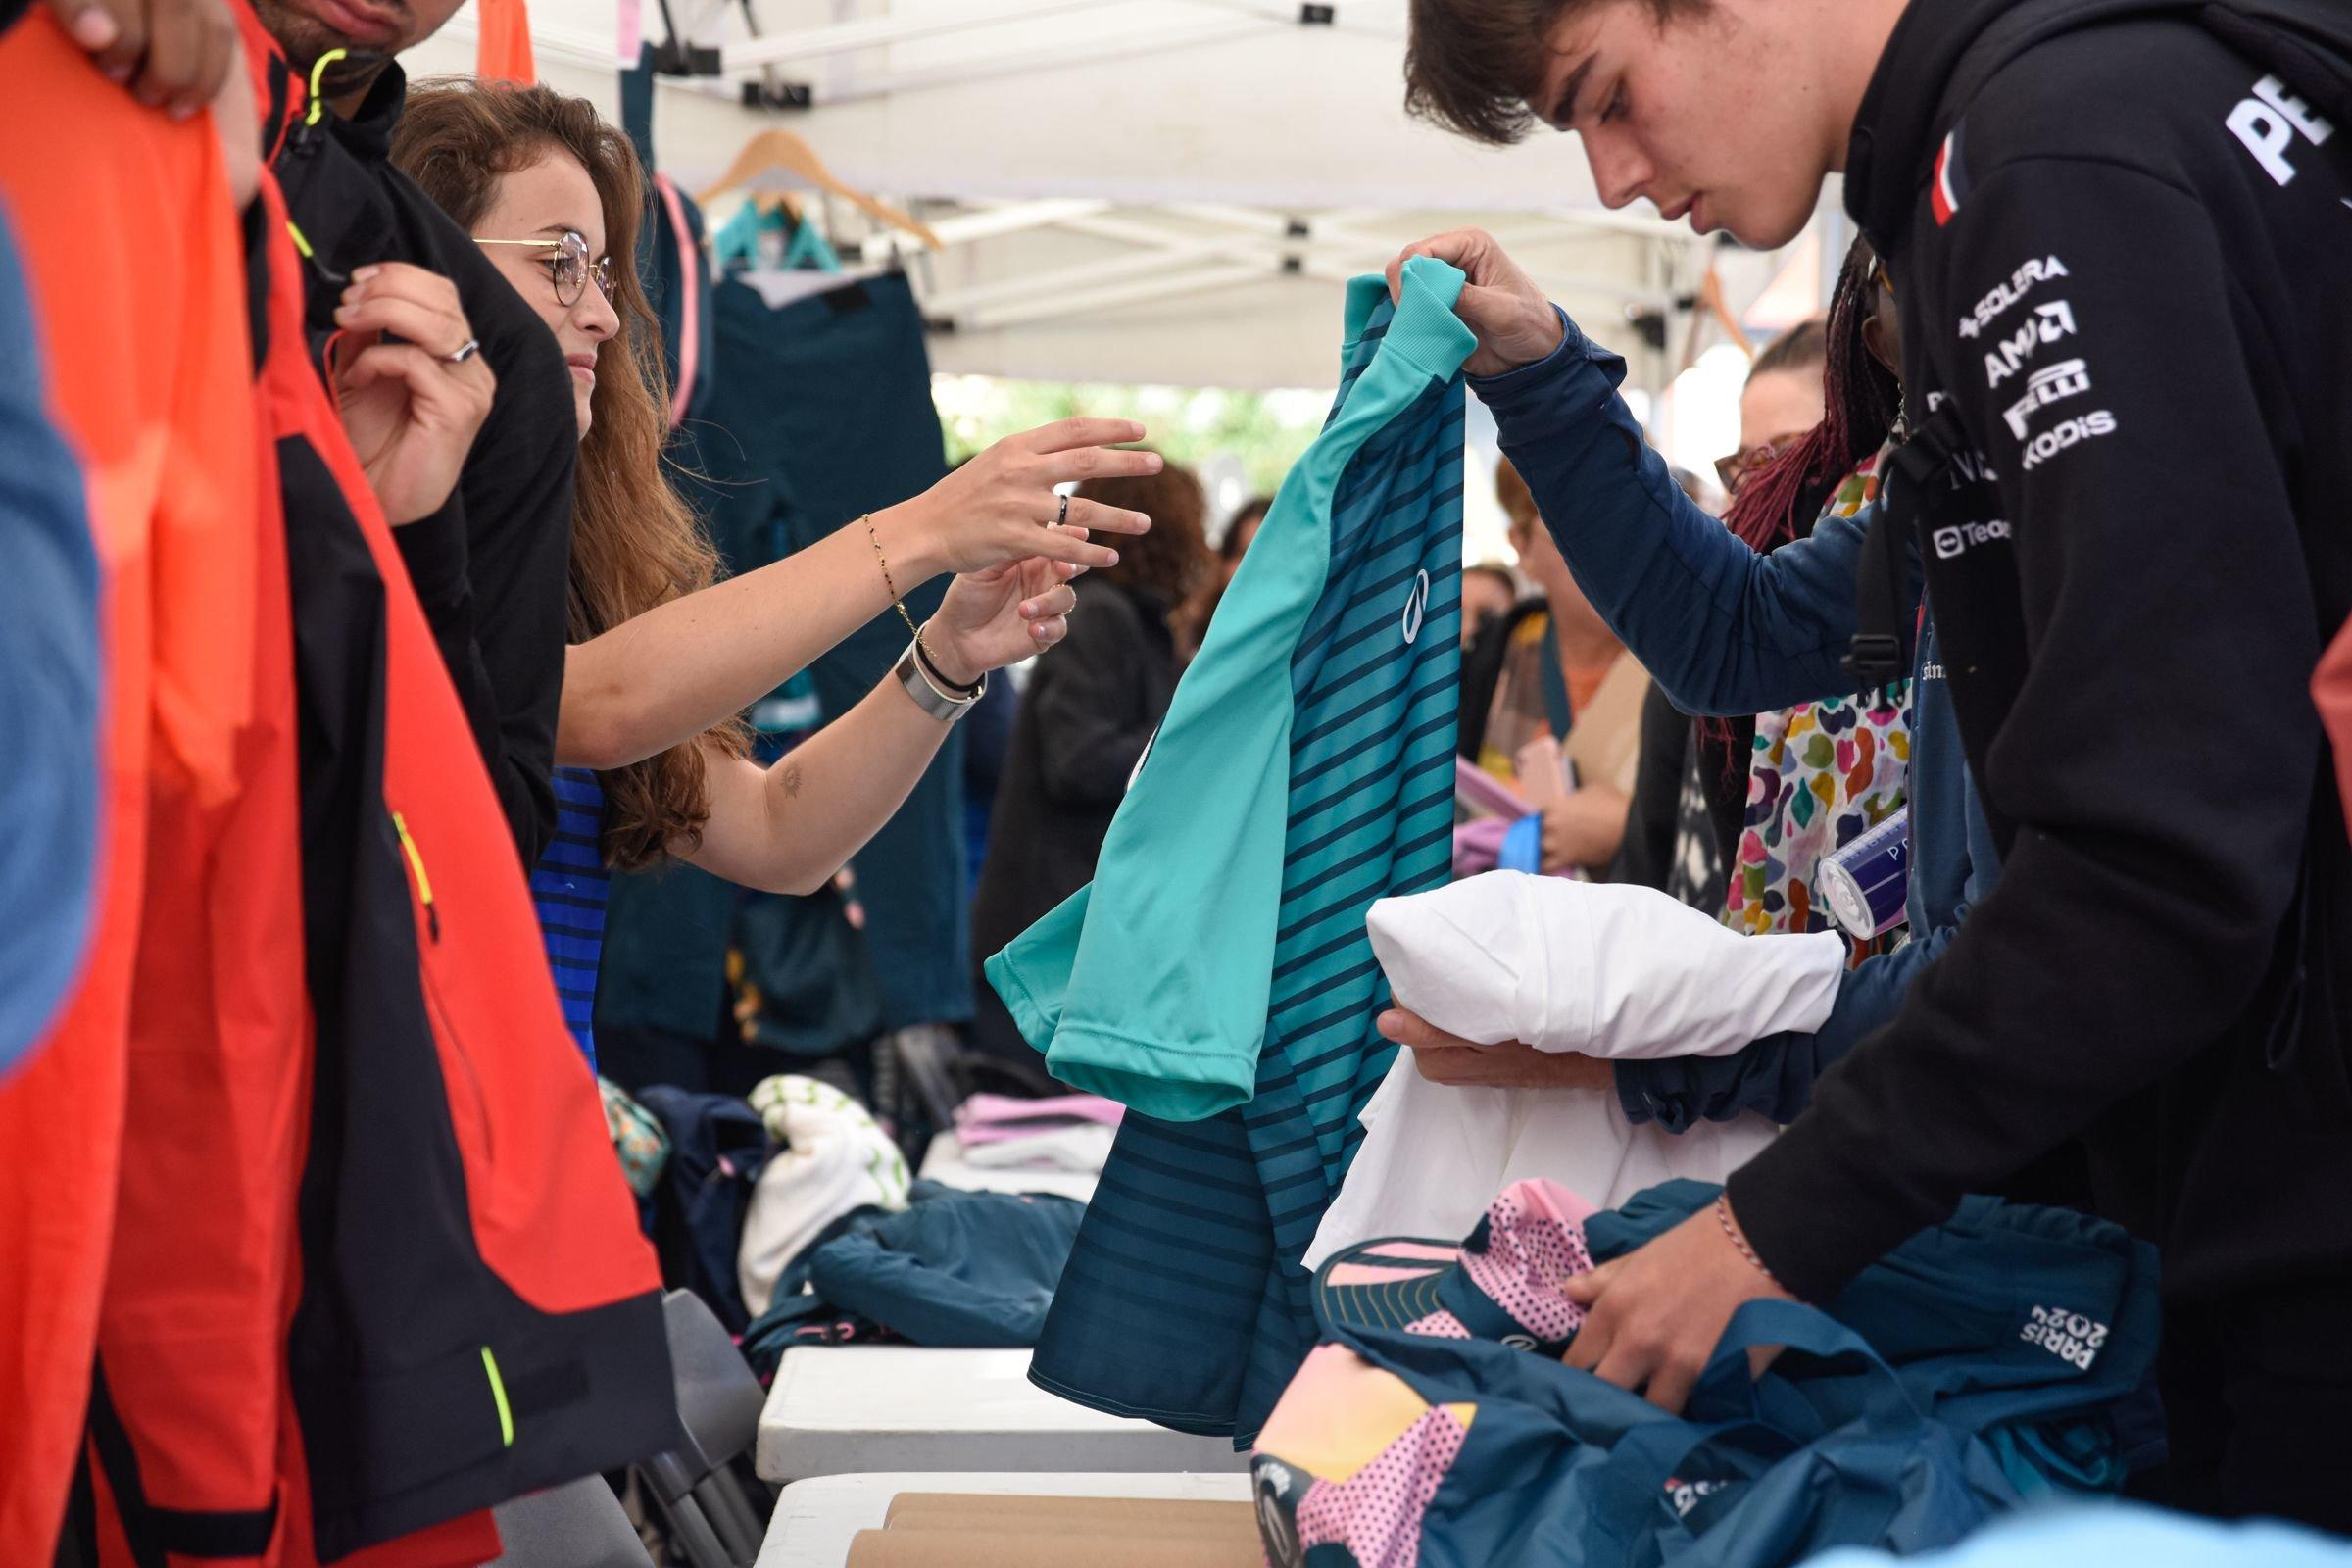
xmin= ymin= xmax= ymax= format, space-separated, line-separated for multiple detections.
xmin=1715 ymin=1195 xmax=1779 ymax=1287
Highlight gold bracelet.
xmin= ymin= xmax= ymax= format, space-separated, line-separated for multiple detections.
xmin=861 ymin=512 xmax=928 ymax=657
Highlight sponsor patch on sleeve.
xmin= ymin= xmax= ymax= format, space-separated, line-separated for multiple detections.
xmin=1932 ymin=124 xmax=1971 ymax=226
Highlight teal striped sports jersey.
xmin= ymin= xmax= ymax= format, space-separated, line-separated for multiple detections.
xmin=989 ymin=258 xmax=1472 ymax=1438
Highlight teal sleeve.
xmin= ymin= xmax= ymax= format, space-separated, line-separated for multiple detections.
xmin=984 ymin=258 xmax=1474 ymax=1119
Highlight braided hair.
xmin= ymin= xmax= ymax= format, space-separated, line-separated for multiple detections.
xmin=1697 ymin=237 xmax=1905 ymax=775
xmin=1721 ymin=237 xmax=1904 ymax=555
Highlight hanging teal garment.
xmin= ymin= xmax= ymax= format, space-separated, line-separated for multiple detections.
xmin=992 ymin=256 xmax=1473 ymax=1439
xmin=710 ymin=200 xmax=768 ymax=272
xmin=782 ymin=218 xmax=842 ymax=273
xmin=695 ymin=271 xmax=968 ymax=1030
xmin=710 ymin=201 xmax=842 ymax=275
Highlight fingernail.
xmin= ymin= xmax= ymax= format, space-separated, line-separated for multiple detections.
xmin=171 ymin=100 xmax=199 ymax=121
xmin=334 ymin=305 xmax=355 ymax=321
xmin=352 ymin=265 xmax=381 ymax=281
xmin=1105 ymin=550 xmax=1120 ymax=566
xmin=1018 ymin=602 xmax=1037 ymax=617
xmin=103 ymin=62 xmax=130 ymax=81
xmin=70 ymin=7 xmax=118 ymax=47
xmin=1146 ymin=454 xmax=1163 ymax=471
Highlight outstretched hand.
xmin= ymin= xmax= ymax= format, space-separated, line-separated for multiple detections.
xmin=924 ymin=546 xmax=1085 ymax=685
xmin=913 ymin=418 xmax=1160 ymax=576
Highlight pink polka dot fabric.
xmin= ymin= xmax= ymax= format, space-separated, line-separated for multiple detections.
xmin=1458 ymin=1179 xmax=1598 ymax=1343
xmin=1293 ymin=1404 xmax=1471 ymax=1568
xmin=1402 ymin=1309 xmax=1472 ymax=1339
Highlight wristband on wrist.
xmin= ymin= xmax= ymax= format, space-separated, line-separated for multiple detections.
xmin=912 ymin=629 xmax=984 ymax=697
xmin=1716 ymin=1195 xmax=1780 ymax=1288
xmin=893 ymin=638 xmax=984 ymax=723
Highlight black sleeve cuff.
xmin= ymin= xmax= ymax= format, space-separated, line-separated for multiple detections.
xmin=1724 ymin=1122 xmax=1944 ymax=1302
xmin=392 ymin=493 xmax=472 ymax=616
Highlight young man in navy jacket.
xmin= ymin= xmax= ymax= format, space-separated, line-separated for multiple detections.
xmin=1392 ymin=0 xmax=2352 ymax=1526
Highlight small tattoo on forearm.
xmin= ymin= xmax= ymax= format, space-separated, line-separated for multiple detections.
xmin=782 ymin=763 xmax=804 ymax=798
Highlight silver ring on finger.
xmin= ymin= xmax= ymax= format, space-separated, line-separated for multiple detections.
xmin=443 ymin=337 xmax=481 ymax=365
xmin=1056 ymin=493 xmax=1070 ymax=528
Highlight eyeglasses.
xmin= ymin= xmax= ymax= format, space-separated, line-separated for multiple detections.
xmin=1714 ymin=432 xmax=1804 ymax=497
xmin=476 ymin=230 xmax=614 ymax=308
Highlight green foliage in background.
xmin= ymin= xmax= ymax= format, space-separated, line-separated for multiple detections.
xmin=937 ymin=378 xmax=1323 ymax=496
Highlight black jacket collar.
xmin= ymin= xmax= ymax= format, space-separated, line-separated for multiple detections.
xmin=1842 ymin=0 xmax=2023 ymax=249
xmin=1846 ymin=0 xmax=2352 ymax=249
xmin=331 ymin=57 xmax=407 ymax=165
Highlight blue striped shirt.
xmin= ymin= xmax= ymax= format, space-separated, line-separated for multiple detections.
xmin=529 ymin=766 xmax=610 ymax=1069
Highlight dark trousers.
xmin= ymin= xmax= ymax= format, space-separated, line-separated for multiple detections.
xmin=2132 ymin=1280 xmax=2352 ymax=1532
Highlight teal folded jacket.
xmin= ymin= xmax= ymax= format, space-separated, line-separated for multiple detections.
xmin=986 ymin=256 xmax=1478 ymax=1121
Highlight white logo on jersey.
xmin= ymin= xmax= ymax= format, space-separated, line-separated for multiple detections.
xmin=1932 ymin=519 xmax=2012 ymax=560
xmin=1400 ymin=569 xmax=1430 ymax=645
xmin=2021 ymin=410 xmax=2119 ymax=471
xmin=1665 ymin=1478 xmax=1732 ymax=1519
xmin=1948 ymin=448 xmax=2002 ymax=486
xmin=2227 ymin=74 xmax=2334 ymax=186
xmin=2002 ymin=358 xmax=2092 ymax=440
xmin=2022 ymin=1305 xmax=2110 ymax=1370
xmin=1983 ymin=301 xmax=2076 ymax=387
xmin=1957 ymin=255 xmax=2070 ymax=340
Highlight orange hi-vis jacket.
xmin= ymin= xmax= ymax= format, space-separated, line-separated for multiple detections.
xmin=0 ymin=14 xmax=269 ymax=1564
xmin=241 ymin=11 xmax=680 ymax=1562
xmin=4 ymin=14 xmax=680 ymax=1563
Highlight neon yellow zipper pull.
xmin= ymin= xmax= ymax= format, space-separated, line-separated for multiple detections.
xmin=391 ymin=811 xmax=441 ymax=942
xmin=305 ymin=48 xmax=346 ymax=127
xmin=480 ymin=1346 xmax=515 ymax=1447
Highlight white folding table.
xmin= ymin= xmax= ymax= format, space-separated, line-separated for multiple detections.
xmin=755 ymin=1470 xmax=1256 ymax=1568
xmin=755 ymin=1346 xmax=1250 ymax=1484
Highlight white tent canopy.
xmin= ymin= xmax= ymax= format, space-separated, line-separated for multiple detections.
xmin=409 ymin=0 xmax=1838 ymax=389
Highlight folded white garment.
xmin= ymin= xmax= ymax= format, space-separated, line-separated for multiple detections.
xmin=1306 ymin=874 xmax=1846 ymax=1267
xmin=959 ymin=1124 xmax=1118 ymax=1174
xmin=738 ymin=1075 xmax=912 ymax=1318
xmin=1364 ymin=872 xmax=1847 ymax=1058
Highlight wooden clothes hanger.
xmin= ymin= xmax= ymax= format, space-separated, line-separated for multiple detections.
xmin=699 ymin=127 xmax=943 ymax=250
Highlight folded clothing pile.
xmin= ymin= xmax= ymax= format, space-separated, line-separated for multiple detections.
xmin=845 ymin=1494 xmax=1260 ymax=1568
xmin=1310 ymin=873 xmax=1845 ymax=1264
xmin=741 ymin=1183 xmax=1087 ymax=1374
xmin=1255 ymin=1177 xmax=2163 ymax=1568
xmin=738 ymin=1074 xmax=914 ymax=1319
xmin=952 ymin=1092 xmax=1123 ymax=1173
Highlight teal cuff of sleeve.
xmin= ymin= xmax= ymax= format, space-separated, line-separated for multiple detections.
xmin=982 ymin=947 xmax=1058 ymax=1057
xmin=1382 ymin=255 xmax=1479 ymax=378
xmin=1047 ymin=1028 xmax=1256 ymax=1122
